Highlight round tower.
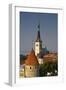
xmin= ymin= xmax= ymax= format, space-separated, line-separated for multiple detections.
xmin=25 ymin=49 xmax=39 ymax=77
xmin=35 ymin=24 xmax=42 ymax=56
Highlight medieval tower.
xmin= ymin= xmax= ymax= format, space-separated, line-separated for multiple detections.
xmin=24 ymin=49 xmax=39 ymax=77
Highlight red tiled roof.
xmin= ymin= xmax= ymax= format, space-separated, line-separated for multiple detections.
xmin=25 ymin=49 xmax=39 ymax=65
xmin=43 ymin=53 xmax=58 ymax=62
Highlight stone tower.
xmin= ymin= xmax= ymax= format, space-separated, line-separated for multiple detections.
xmin=25 ymin=49 xmax=39 ymax=77
xmin=35 ymin=24 xmax=42 ymax=56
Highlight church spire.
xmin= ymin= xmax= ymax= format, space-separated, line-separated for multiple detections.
xmin=36 ymin=23 xmax=42 ymax=42
xmin=37 ymin=30 xmax=40 ymax=41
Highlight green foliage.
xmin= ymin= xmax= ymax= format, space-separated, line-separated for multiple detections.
xmin=39 ymin=61 xmax=58 ymax=77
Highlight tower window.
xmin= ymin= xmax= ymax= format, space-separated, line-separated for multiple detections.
xmin=30 ymin=67 xmax=31 ymax=69
xmin=36 ymin=44 xmax=38 ymax=46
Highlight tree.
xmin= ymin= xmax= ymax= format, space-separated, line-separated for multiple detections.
xmin=39 ymin=60 xmax=58 ymax=76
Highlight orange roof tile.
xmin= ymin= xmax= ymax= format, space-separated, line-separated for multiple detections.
xmin=25 ymin=49 xmax=39 ymax=65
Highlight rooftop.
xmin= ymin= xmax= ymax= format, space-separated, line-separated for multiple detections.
xmin=25 ymin=49 xmax=39 ymax=65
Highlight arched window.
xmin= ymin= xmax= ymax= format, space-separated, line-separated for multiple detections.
xmin=30 ymin=67 xmax=31 ymax=69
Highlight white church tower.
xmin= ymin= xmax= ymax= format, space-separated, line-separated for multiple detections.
xmin=35 ymin=24 xmax=42 ymax=56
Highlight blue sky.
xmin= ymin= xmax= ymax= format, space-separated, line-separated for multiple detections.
xmin=20 ymin=12 xmax=58 ymax=55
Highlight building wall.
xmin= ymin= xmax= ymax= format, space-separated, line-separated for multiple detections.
xmin=38 ymin=58 xmax=44 ymax=64
xmin=25 ymin=65 xmax=39 ymax=77
xmin=35 ymin=42 xmax=42 ymax=56
xmin=20 ymin=68 xmax=24 ymax=77
xmin=19 ymin=65 xmax=25 ymax=77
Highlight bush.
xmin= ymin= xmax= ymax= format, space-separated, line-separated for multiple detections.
xmin=39 ymin=61 xmax=58 ymax=76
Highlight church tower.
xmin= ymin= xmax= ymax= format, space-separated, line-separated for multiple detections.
xmin=35 ymin=24 xmax=42 ymax=56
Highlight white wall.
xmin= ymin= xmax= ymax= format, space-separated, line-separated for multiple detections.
xmin=0 ymin=0 xmax=66 ymax=90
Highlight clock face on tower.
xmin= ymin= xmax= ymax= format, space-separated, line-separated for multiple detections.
xmin=36 ymin=44 xmax=38 ymax=46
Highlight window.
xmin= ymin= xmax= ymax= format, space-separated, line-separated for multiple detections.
xmin=30 ymin=67 xmax=31 ymax=69
xmin=36 ymin=44 xmax=38 ymax=46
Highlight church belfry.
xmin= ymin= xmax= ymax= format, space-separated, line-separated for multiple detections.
xmin=35 ymin=23 xmax=42 ymax=56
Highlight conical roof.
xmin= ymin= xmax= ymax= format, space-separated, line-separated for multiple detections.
xmin=36 ymin=30 xmax=42 ymax=42
xmin=25 ymin=49 xmax=39 ymax=65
